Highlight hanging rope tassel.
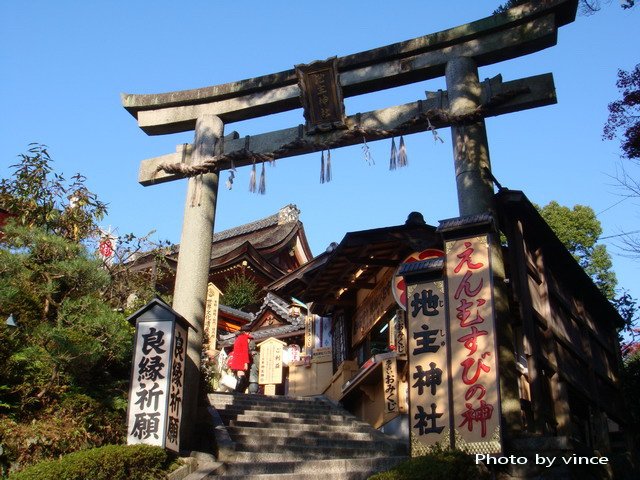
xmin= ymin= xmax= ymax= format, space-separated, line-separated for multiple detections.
xmin=258 ymin=161 xmax=266 ymax=195
xmin=362 ymin=136 xmax=374 ymax=165
xmin=427 ymin=118 xmax=445 ymax=144
xmin=320 ymin=150 xmax=326 ymax=184
xmin=398 ymin=135 xmax=408 ymax=168
xmin=249 ymin=160 xmax=257 ymax=193
xmin=389 ymin=137 xmax=398 ymax=170
xmin=226 ymin=159 xmax=237 ymax=190
xmin=326 ymin=149 xmax=332 ymax=182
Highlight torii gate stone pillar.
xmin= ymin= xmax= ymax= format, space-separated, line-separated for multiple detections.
xmin=446 ymin=56 xmax=522 ymax=434
xmin=172 ymin=115 xmax=223 ymax=448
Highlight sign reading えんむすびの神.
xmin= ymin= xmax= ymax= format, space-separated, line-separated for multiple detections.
xmin=444 ymin=235 xmax=501 ymax=454
xmin=126 ymin=300 xmax=188 ymax=453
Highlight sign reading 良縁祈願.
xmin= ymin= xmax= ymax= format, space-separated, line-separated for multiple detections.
xmin=126 ymin=298 xmax=189 ymax=453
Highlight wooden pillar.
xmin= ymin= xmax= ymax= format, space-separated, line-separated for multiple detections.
xmin=508 ymin=218 xmax=546 ymax=434
xmin=172 ymin=115 xmax=223 ymax=449
xmin=445 ymin=57 xmax=522 ymax=436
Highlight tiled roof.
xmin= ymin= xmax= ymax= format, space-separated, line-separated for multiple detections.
xmin=212 ymin=204 xmax=299 ymax=242
xmin=219 ymin=304 xmax=255 ymax=321
xmin=254 ymin=292 xmax=296 ymax=323
xmin=218 ymin=322 xmax=305 ymax=347
xmin=167 ymin=204 xmax=302 ymax=261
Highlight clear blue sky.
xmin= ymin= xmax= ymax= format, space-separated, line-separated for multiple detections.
xmin=1 ymin=1 xmax=638 ymax=303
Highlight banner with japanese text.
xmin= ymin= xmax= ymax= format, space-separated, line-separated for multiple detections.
xmin=304 ymin=315 xmax=314 ymax=356
xmin=127 ymin=321 xmax=173 ymax=449
xmin=445 ymin=235 xmax=502 ymax=454
xmin=203 ymin=283 xmax=221 ymax=351
xmin=165 ymin=322 xmax=186 ymax=452
xmin=258 ymin=338 xmax=286 ymax=385
xmin=389 ymin=309 xmax=407 ymax=360
xmin=382 ymin=357 xmax=398 ymax=415
xmin=407 ymin=281 xmax=450 ymax=455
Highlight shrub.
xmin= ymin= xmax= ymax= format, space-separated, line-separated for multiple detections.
xmin=0 ymin=394 xmax=126 ymax=474
xmin=368 ymin=448 xmax=489 ymax=480
xmin=222 ymin=272 xmax=260 ymax=310
xmin=8 ymin=444 xmax=171 ymax=480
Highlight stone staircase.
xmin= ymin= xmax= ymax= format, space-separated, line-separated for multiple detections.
xmin=197 ymin=392 xmax=408 ymax=479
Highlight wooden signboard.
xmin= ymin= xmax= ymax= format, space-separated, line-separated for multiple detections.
xmin=165 ymin=323 xmax=187 ymax=452
xmin=352 ymin=269 xmax=395 ymax=346
xmin=389 ymin=309 xmax=408 ymax=360
xmin=304 ymin=314 xmax=314 ymax=356
xmin=295 ymin=57 xmax=347 ymax=134
xmin=383 ymin=357 xmax=399 ymax=415
xmin=203 ymin=283 xmax=222 ymax=350
xmin=258 ymin=337 xmax=287 ymax=385
xmin=406 ymin=280 xmax=451 ymax=455
xmin=444 ymin=235 xmax=502 ymax=454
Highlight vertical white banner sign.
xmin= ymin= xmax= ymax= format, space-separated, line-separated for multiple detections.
xmin=165 ymin=323 xmax=186 ymax=452
xmin=128 ymin=322 xmax=173 ymax=447
xmin=407 ymin=281 xmax=450 ymax=455
xmin=383 ymin=357 xmax=398 ymax=415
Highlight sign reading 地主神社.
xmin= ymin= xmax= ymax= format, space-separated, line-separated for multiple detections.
xmin=295 ymin=57 xmax=347 ymax=134
xmin=406 ymin=275 xmax=451 ymax=455
xmin=126 ymin=299 xmax=189 ymax=453
xmin=442 ymin=220 xmax=502 ymax=455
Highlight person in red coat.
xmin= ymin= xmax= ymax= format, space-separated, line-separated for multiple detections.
xmin=229 ymin=325 xmax=253 ymax=392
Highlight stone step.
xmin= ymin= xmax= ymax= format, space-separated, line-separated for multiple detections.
xmin=209 ymin=456 xmax=407 ymax=477
xmin=209 ymin=393 xmax=329 ymax=408
xmin=230 ymin=433 xmax=395 ymax=451
xmin=228 ymin=447 xmax=393 ymax=462
xmin=224 ymin=412 xmax=366 ymax=427
xmin=206 ymin=393 xmax=407 ymax=479
xmin=219 ymin=409 xmax=351 ymax=423
xmin=212 ymin=402 xmax=339 ymax=415
xmin=225 ymin=426 xmax=381 ymax=442
xmin=228 ymin=419 xmax=375 ymax=434
xmin=205 ymin=472 xmax=375 ymax=480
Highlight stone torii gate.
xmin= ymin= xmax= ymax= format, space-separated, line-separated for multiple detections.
xmin=122 ymin=0 xmax=578 ymax=448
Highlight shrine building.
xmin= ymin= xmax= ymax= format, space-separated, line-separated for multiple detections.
xmin=256 ymin=189 xmax=627 ymax=460
xmin=129 ymin=203 xmax=312 ymax=334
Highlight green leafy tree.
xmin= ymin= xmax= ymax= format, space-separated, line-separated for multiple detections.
xmin=222 ymin=272 xmax=260 ymax=310
xmin=537 ymin=201 xmax=639 ymax=361
xmin=0 ymin=144 xmax=107 ymax=242
xmin=494 ymin=0 xmax=635 ymax=16
xmin=603 ymin=65 xmax=640 ymax=257
xmin=537 ymin=201 xmax=617 ymax=299
xmin=604 ymin=65 xmax=640 ymax=162
xmin=0 ymin=145 xmax=167 ymax=474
